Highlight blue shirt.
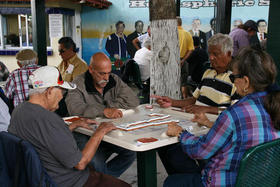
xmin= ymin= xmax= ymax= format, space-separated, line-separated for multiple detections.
xmin=180 ymin=91 xmax=280 ymax=186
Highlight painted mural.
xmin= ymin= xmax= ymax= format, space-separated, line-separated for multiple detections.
xmin=81 ymin=0 xmax=270 ymax=63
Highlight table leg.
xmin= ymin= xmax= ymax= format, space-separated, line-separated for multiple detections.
xmin=137 ymin=150 xmax=157 ymax=187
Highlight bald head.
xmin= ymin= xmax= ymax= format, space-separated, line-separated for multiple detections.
xmin=89 ymin=52 xmax=112 ymax=89
xmin=90 ymin=52 xmax=111 ymax=69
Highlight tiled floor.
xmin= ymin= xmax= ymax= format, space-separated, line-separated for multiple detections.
xmin=120 ymin=152 xmax=168 ymax=187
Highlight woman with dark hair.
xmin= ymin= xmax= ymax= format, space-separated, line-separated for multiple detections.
xmin=229 ymin=20 xmax=258 ymax=57
xmin=163 ymin=47 xmax=280 ymax=187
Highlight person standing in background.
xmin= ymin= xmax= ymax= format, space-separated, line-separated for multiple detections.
xmin=177 ymin=17 xmax=194 ymax=99
xmin=229 ymin=20 xmax=258 ymax=57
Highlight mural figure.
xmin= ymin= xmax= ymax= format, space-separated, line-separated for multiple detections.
xmin=127 ymin=20 xmax=144 ymax=58
xmin=189 ymin=18 xmax=207 ymax=50
xmin=132 ymin=26 xmax=151 ymax=51
xmin=206 ymin=18 xmax=216 ymax=42
xmin=105 ymin=21 xmax=128 ymax=59
xmin=250 ymin=19 xmax=268 ymax=50
xmin=232 ymin=18 xmax=243 ymax=30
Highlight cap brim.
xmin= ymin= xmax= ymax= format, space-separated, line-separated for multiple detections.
xmin=59 ymin=81 xmax=76 ymax=90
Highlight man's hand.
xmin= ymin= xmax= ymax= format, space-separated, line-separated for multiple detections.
xmin=150 ymin=95 xmax=172 ymax=108
xmin=95 ymin=122 xmax=117 ymax=136
xmin=103 ymin=108 xmax=123 ymax=119
xmin=166 ymin=122 xmax=183 ymax=137
xmin=191 ymin=113 xmax=214 ymax=128
xmin=69 ymin=118 xmax=97 ymax=131
xmin=182 ymin=104 xmax=209 ymax=114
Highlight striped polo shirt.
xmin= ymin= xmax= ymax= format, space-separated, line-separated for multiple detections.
xmin=193 ymin=68 xmax=238 ymax=107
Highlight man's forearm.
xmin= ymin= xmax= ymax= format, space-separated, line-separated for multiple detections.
xmin=75 ymin=130 xmax=105 ymax=170
xmin=172 ymin=97 xmax=196 ymax=108
xmin=132 ymin=39 xmax=140 ymax=50
xmin=182 ymin=50 xmax=193 ymax=63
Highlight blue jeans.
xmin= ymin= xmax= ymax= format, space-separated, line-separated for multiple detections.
xmin=157 ymin=143 xmax=206 ymax=175
xmin=73 ymin=132 xmax=136 ymax=177
xmin=164 ymin=173 xmax=204 ymax=187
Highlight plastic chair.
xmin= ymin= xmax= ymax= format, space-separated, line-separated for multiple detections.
xmin=0 ymin=131 xmax=56 ymax=187
xmin=235 ymin=138 xmax=280 ymax=187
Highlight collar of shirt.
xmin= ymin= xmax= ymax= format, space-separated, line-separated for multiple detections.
xmin=84 ymin=70 xmax=116 ymax=95
xmin=258 ymin=32 xmax=264 ymax=40
xmin=178 ymin=26 xmax=183 ymax=30
xmin=62 ymin=54 xmax=77 ymax=68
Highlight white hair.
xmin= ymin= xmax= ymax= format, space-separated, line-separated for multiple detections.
xmin=28 ymin=88 xmax=48 ymax=96
xmin=18 ymin=57 xmax=37 ymax=66
xmin=207 ymin=33 xmax=233 ymax=54
xmin=143 ymin=39 xmax=151 ymax=49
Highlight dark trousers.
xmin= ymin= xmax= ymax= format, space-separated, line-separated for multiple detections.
xmin=157 ymin=143 xmax=206 ymax=175
xmin=163 ymin=173 xmax=204 ymax=187
xmin=83 ymin=166 xmax=130 ymax=187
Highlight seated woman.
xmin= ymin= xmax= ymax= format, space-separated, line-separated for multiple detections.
xmin=164 ymin=47 xmax=280 ymax=187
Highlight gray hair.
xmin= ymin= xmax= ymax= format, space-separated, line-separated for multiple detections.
xmin=28 ymin=87 xmax=48 ymax=96
xmin=207 ymin=33 xmax=233 ymax=54
xmin=18 ymin=57 xmax=37 ymax=66
xmin=143 ymin=38 xmax=151 ymax=49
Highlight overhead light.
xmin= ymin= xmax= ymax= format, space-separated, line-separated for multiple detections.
xmin=79 ymin=0 xmax=86 ymax=3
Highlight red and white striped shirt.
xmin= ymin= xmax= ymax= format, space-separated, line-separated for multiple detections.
xmin=5 ymin=64 xmax=40 ymax=107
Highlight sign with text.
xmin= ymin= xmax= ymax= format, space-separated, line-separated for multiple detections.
xmin=49 ymin=14 xmax=63 ymax=38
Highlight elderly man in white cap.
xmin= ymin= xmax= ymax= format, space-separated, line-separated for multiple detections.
xmin=8 ymin=66 xmax=130 ymax=187
xmin=5 ymin=49 xmax=40 ymax=108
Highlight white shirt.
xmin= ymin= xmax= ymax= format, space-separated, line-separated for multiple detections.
xmin=134 ymin=47 xmax=153 ymax=81
xmin=257 ymin=32 xmax=265 ymax=41
xmin=137 ymin=33 xmax=150 ymax=48
xmin=0 ymin=98 xmax=10 ymax=132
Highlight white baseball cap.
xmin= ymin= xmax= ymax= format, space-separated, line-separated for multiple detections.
xmin=28 ymin=66 xmax=76 ymax=90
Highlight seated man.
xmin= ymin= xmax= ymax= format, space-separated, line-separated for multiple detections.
xmin=8 ymin=66 xmax=129 ymax=187
xmin=155 ymin=33 xmax=239 ymax=115
xmin=0 ymin=91 xmax=10 ymax=132
xmin=5 ymin=49 xmax=40 ymax=108
xmin=156 ymin=33 xmax=240 ymax=175
xmin=66 ymin=52 xmax=139 ymax=177
xmin=57 ymin=37 xmax=88 ymax=82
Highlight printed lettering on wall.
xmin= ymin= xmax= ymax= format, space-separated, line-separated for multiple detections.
xmin=129 ymin=0 xmax=269 ymax=8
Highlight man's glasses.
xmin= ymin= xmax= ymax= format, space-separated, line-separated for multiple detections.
xmin=59 ymin=49 xmax=66 ymax=54
xmin=229 ymin=74 xmax=243 ymax=83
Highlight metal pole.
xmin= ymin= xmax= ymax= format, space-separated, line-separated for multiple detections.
xmin=176 ymin=0 xmax=180 ymax=17
xmin=31 ymin=0 xmax=47 ymax=66
xmin=216 ymin=0 xmax=232 ymax=34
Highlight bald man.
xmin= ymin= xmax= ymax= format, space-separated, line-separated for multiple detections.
xmin=65 ymin=52 xmax=138 ymax=177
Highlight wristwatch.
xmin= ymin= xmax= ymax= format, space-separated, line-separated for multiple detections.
xmin=218 ymin=107 xmax=227 ymax=114
xmin=178 ymin=129 xmax=188 ymax=140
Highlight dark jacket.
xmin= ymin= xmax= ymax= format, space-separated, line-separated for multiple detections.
xmin=0 ymin=131 xmax=56 ymax=187
xmin=127 ymin=31 xmax=141 ymax=58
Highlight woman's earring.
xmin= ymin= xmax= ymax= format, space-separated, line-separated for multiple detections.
xmin=243 ymin=87 xmax=248 ymax=93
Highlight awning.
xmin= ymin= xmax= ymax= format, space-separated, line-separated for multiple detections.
xmin=74 ymin=0 xmax=112 ymax=9
xmin=0 ymin=0 xmax=113 ymax=9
